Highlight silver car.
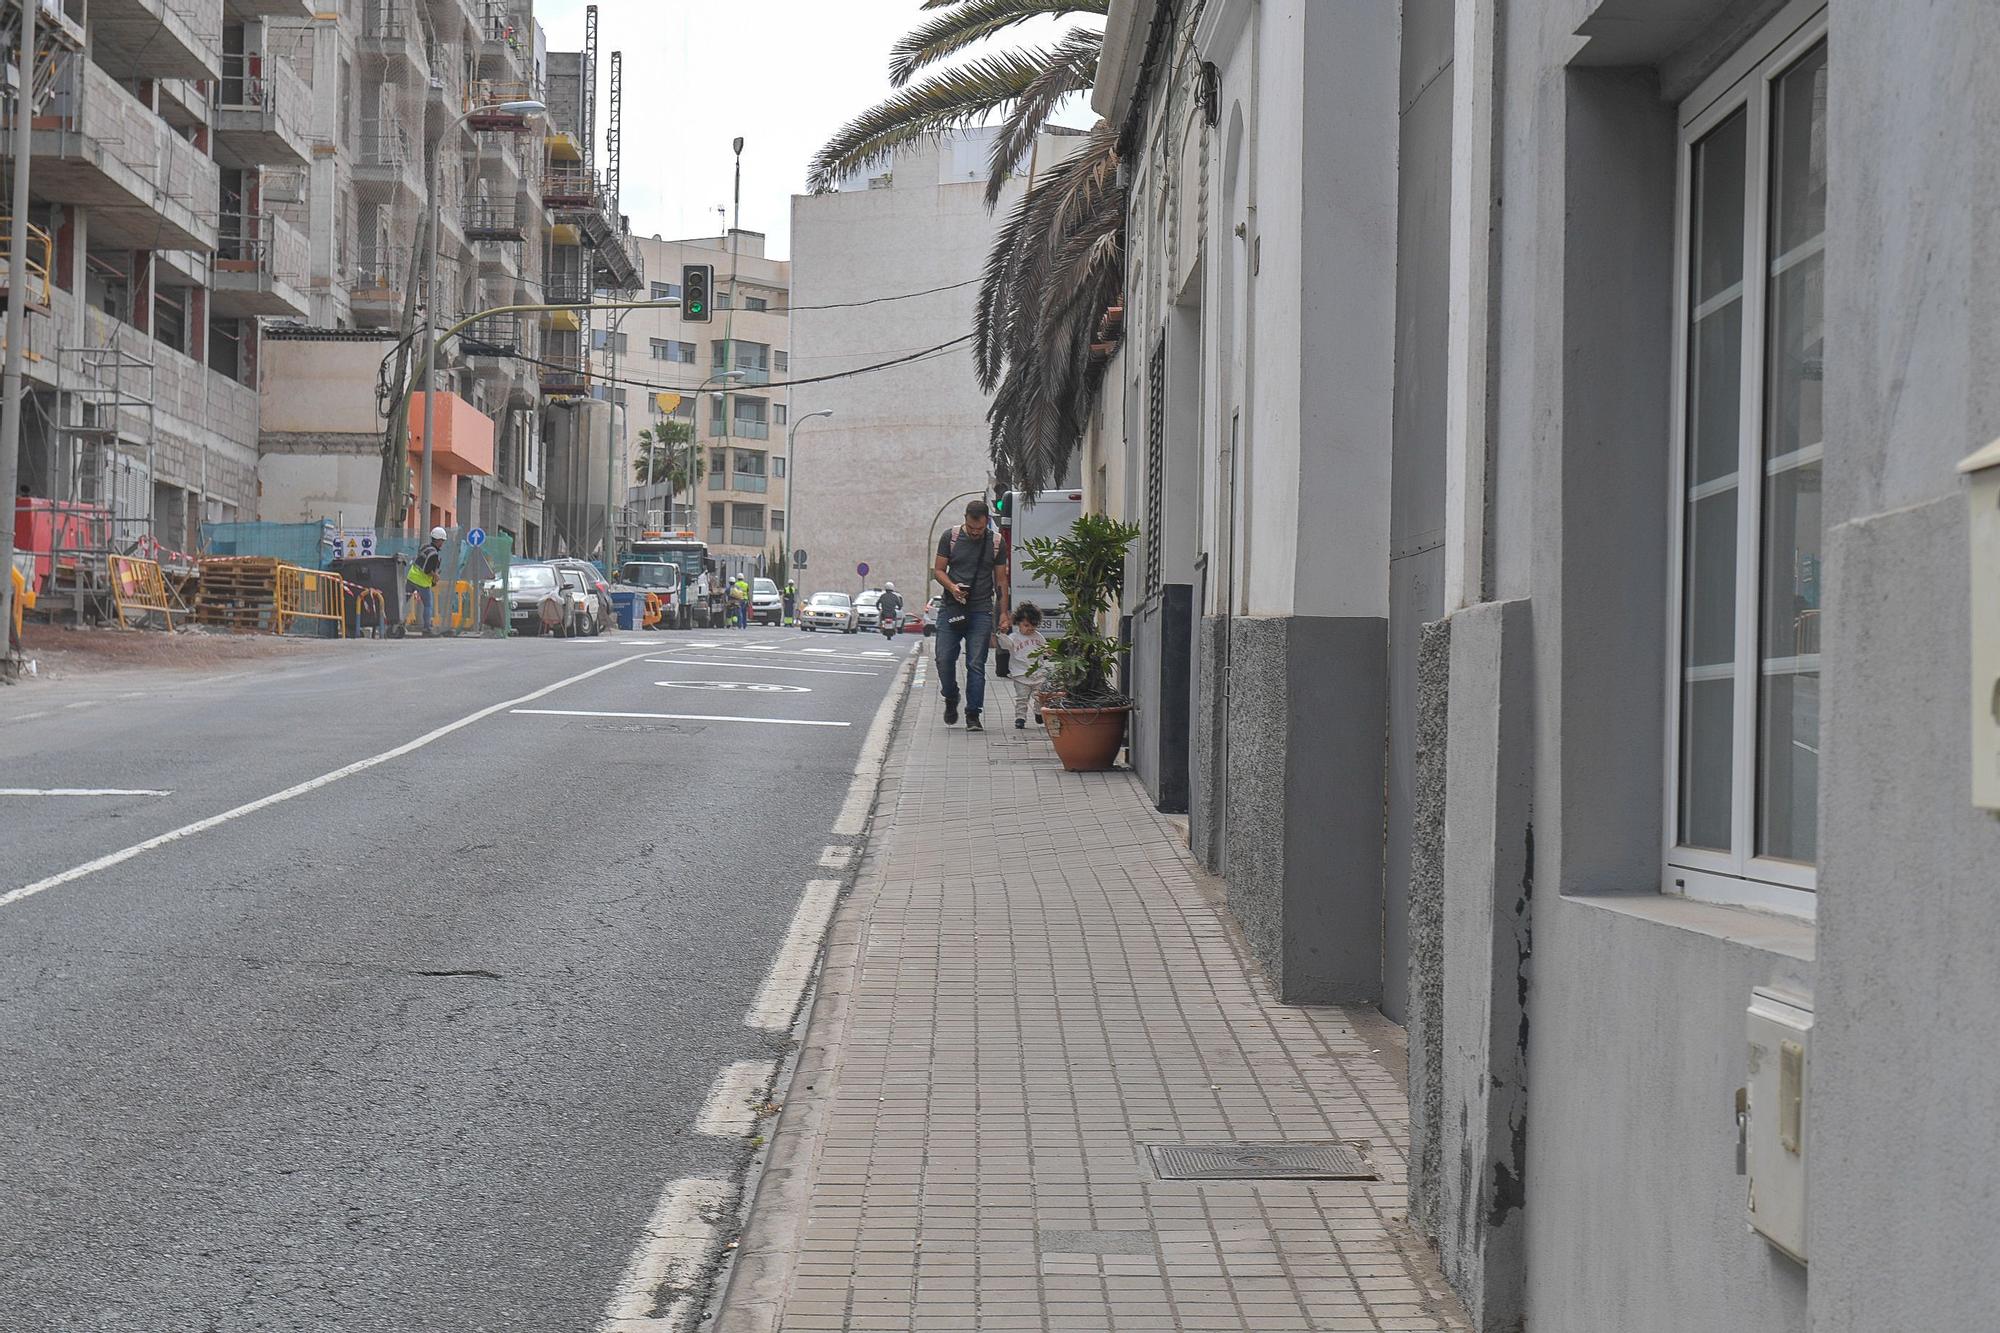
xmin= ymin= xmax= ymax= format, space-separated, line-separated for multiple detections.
xmin=800 ymin=590 xmax=851 ymax=631
xmin=851 ymin=589 xmax=884 ymax=633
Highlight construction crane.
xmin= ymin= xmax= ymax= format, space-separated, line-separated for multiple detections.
xmin=606 ymin=50 xmax=621 ymax=223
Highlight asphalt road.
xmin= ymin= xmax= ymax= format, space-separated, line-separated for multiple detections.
xmin=0 ymin=625 xmax=915 ymax=1332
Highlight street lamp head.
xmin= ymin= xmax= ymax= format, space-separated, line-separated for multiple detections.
xmin=494 ymin=99 xmax=547 ymax=115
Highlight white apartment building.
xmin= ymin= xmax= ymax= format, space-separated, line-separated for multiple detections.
xmin=616 ymin=229 xmax=789 ymax=580
xmin=788 ymin=127 xmax=1078 ymax=602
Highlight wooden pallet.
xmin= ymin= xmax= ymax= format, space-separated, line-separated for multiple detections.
xmin=194 ymin=556 xmax=286 ymax=632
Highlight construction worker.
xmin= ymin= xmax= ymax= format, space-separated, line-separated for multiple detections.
xmin=782 ymin=580 xmax=797 ymax=626
xmin=406 ymin=526 xmax=446 ymax=636
xmin=732 ymin=574 xmax=751 ymax=629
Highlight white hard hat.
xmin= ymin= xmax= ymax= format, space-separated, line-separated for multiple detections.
xmin=431 ymin=526 xmax=448 ymax=541
xmin=884 ymin=580 xmax=895 ymax=590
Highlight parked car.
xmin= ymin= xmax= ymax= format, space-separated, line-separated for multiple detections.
xmin=800 ymin=590 xmax=851 ymax=631
xmin=850 ymin=589 xmax=884 ymax=633
xmin=750 ymin=576 xmax=784 ymax=625
xmin=551 ymin=558 xmax=615 ymax=632
xmin=485 ymin=562 xmax=590 ymax=637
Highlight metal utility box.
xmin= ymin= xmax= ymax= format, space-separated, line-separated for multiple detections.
xmin=1745 ymin=987 xmax=1813 ymax=1263
xmin=1959 ymin=437 xmax=2000 ymax=811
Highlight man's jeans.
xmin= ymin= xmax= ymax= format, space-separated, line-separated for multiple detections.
xmin=409 ymin=583 xmax=434 ymax=633
xmin=936 ymin=607 xmax=993 ymax=715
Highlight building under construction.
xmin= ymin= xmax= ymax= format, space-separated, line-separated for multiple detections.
xmin=1 ymin=0 xmax=638 ymax=564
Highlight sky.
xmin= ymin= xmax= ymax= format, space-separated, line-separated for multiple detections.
xmin=530 ymin=0 xmax=1094 ymax=260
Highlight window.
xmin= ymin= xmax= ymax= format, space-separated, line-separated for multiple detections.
xmin=772 ymin=509 xmax=785 ymax=533
xmin=591 ymin=330 xmax=628 ymax=354
xmin=773 ymin=404 xmax=788 ymax=426
xmin=650 ymin=280 xmax=681 ymax=301
xmin=774 ymin=350 xmax=788 ymax=373
xmin=772 ymin=457 xmax=786 ymax=478
xmin=746 ymin=296 xmax=768 ymax=312
xmin=650 ymin=338 xmax=696 ymax=364
xmin=1667 ymin=9 xmax=1826 ymax=916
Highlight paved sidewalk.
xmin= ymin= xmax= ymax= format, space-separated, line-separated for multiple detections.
xmin=719 ymin=664 xmax=1469 ymax=1333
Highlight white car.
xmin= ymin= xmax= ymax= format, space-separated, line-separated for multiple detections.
xmin=800 ymin=590 xmax=851 ymax=631
xmin=851 ymin=589 xmax=883 ymax=632
xmin=750 ymin=577 xmax=783 ymax=625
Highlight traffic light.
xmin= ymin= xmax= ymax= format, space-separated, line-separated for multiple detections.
xmin=682 ymin=264 xmax=714 ymax=322
xmin=991 ymin=490 xmax=1011 ymax=519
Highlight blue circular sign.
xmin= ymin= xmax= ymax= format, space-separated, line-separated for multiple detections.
xmin=466 ymin=527 xmax=486 ymax=547
xmin=856 ymin=562 xmax=869 ymax=577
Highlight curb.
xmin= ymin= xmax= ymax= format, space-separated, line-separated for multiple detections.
xmin=703 ymin=645 xmax=921 ymax=1333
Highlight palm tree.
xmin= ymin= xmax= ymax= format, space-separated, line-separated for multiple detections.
xmin=810 ymin=1 xmax=1125 ymax=495
xmin=808 ymin=0 xmax=1107 ymax=203
xmin=976 ymin=122 xmax=1124 ymax=493
xmin=633 ymin=420 xmax=697 ymax=487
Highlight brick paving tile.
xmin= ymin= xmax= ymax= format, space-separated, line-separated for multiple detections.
xmin=727 ymin=670 xmax=1469 ymax=1333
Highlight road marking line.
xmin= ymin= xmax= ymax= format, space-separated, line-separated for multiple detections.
xmin=693 ymin=1059 xmax=779 ymax=1136
xmin=0 ymin=788 xmax=172 ymax=797
xmin=596 ymin=1175 xmax=733 ymax=1333
xmin=1 ymin=653 xmax=652 ymax=913
xmin=862 ymin=650 xmax=893 ymax=657
xmin=641 ymin=657 xmax=881 ymax=676
xmin=832 ymin=651 xmax=912 ymax=837
xmin=746 ymin=879 xmax=842 ymax=1031
xmin=801 ymin=648 xmax=833 ymax=654
xmin=512 ymin=708 xmax=850 ymax=728
xmin=818 ymin=844 xmax=854 ymax=870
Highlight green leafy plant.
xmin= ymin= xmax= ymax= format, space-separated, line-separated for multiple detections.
xmin=1019 ymin=512 xmax=1139 ymax=708
xmin=633 ymin=420 xmax=697 ymax=486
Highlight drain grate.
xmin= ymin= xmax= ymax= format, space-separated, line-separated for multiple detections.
xmin=1146 ymin=1141 xmax=1376 ymax=1181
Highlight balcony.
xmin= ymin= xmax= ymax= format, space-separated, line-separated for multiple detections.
xmin=360 ymin=1 xmax=427 ymax=76
xmin=350 ymin=242 xmax=410 ymax=324
xmin=709 ymin=417 xmax=772 ymax=441
xmin=729 ymin=527 xmax=766 ymax=548
xmin=541 ymin=163 xmax=598 ymax=211
xmin=226 ymin=0 xmax=316 ymax=18
xmin=731 ymin=472 xmax=769 ymax=494
xmin=90 ymin=0 xmax=220 ymax=81
xmin=211 ymin=212 xmax=309 ymax=317
xmin=466 ymin=80 xmax=538 ymax=131
xmin=460 ymin=312 xmax=520 ymax=357
xmin=710 ymin=361 xmax=771 ymax=387
xmin=0 ymin=217 xmax=54 ymax=315
xmin=213 ymin=54 xmax=312 ymax=169
xmin=476 ymin=132 xmax=525 ymax=188
xmin=354 ymin=113 xmax=425 ymax=206
xmin=478 ymin=0 xmax=529 ymax=76
xmin=538 ymin=351 xmax=589 ymax=398
xmin=32 ymin=56 xmax=217 ymax=252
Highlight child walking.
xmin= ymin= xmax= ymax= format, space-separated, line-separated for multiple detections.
xmin=994 ymin=602 xmax=1049 ymax=730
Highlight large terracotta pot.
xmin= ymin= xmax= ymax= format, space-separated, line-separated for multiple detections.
xmin=1044 ymin=704 xmax=1130 ymax=772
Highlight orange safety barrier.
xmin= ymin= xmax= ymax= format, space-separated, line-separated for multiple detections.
xmin=107 ymin=554 xmax=174 ymax=630
xmin=274 ymin=564 xmax=346 ymax=637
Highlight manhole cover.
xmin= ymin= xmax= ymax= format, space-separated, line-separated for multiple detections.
xmin=1146 ymin=1141 xmax=1375 ymax=1181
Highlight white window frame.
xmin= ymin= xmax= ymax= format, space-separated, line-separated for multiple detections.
xmin=1663 ymin=0 xmax=1827 ymax=920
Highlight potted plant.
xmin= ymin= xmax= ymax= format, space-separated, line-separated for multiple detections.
xmin=1018 ymin=513 xmax=1141 ymax=772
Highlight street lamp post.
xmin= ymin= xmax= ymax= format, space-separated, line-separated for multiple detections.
xmin=0 ymin=0 xmax=37 ymax=674
xmin=785 ymin=409 xmax=832 ymax=587
xmin=416 ymin=99 xmax=544 ymax=547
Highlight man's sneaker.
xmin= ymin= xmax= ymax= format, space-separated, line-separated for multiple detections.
xmin=966 ymin=711 xmax=983 ymax=732
xmin=1015 ymin=718 xmax=1026 ymax=730
xmin=944 ymin=700 xmax=959 ymax=725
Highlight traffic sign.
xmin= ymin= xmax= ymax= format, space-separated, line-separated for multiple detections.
xmin=857 ymin=562 xmax=869 ymax=577
xmin=794 ymin=548 xmax=807 ymax=565
xmin=466 ymin=527 xmax=486 ymax=547
xmin=337 ymin=528 xmax=377 ymax=559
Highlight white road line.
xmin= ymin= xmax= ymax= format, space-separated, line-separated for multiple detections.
xmin=0 ymin=788 xmax=172 ymax=797
xmin=832 ymin=651 xmax=912 ymax=837
xmin=800 ymin=648 xmax=833 ymax=654
xmin=693 ymin=1059 xmax=779 ymax=1136
xmin=683 ymin=644 xmax=888 ymax=663
xmin=746 ymin=880 xmax=842 ymax=1031
xmin=596 ymin=1175 xmax=733 ymax=1333
xmin=1 ymin=653 xmax=652 ymax=913
xmin=818 ymin=844 xmax=854 ymax=870
xmin=642 ymin=657 xmax=880 ymax=676
xmin=512 ymin=709 xmax=850 ymax=727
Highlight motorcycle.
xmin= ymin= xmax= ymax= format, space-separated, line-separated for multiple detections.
xmin=878 ymin=601 xmax=903 ymax=640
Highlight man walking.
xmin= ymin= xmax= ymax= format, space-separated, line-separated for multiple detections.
xmin=932 ymin=498 xmax=1008 ymax=730
xmin=406 ymin=525 xmax=446 ymax=636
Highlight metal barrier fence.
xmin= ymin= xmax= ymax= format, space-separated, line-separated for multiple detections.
xmin=274 ymin=565 xmax=346 ymax=638
xmin=107 ymin=555 xmax=174 ymax=630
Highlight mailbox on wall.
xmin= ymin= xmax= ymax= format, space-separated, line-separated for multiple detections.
xmin=1959 ymin=436 xmax=2000 ymax=812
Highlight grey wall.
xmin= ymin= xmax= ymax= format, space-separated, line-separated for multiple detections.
xmin=1385 ymin=0 xmax=1455 ymax=1026
xmin=1809 ymin=2 xmax=2000 ymax=1327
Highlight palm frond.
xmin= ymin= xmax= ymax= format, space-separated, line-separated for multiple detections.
xmin=984 ymin=28 xmax=1099 ymax=204
xmin=807 ymin=47 xmax=1057 ymax=194
xmin=890 ymin=0 xmax=1107 ymax=87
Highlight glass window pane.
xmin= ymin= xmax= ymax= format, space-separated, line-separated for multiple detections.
xmin=1756 ymin=40 xmax=1827 ymax=865
xmin=1681 ymin=677 xmax=1735 ymax=852
xmin=1676 ymin=111 xmax=1749 ymax=854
